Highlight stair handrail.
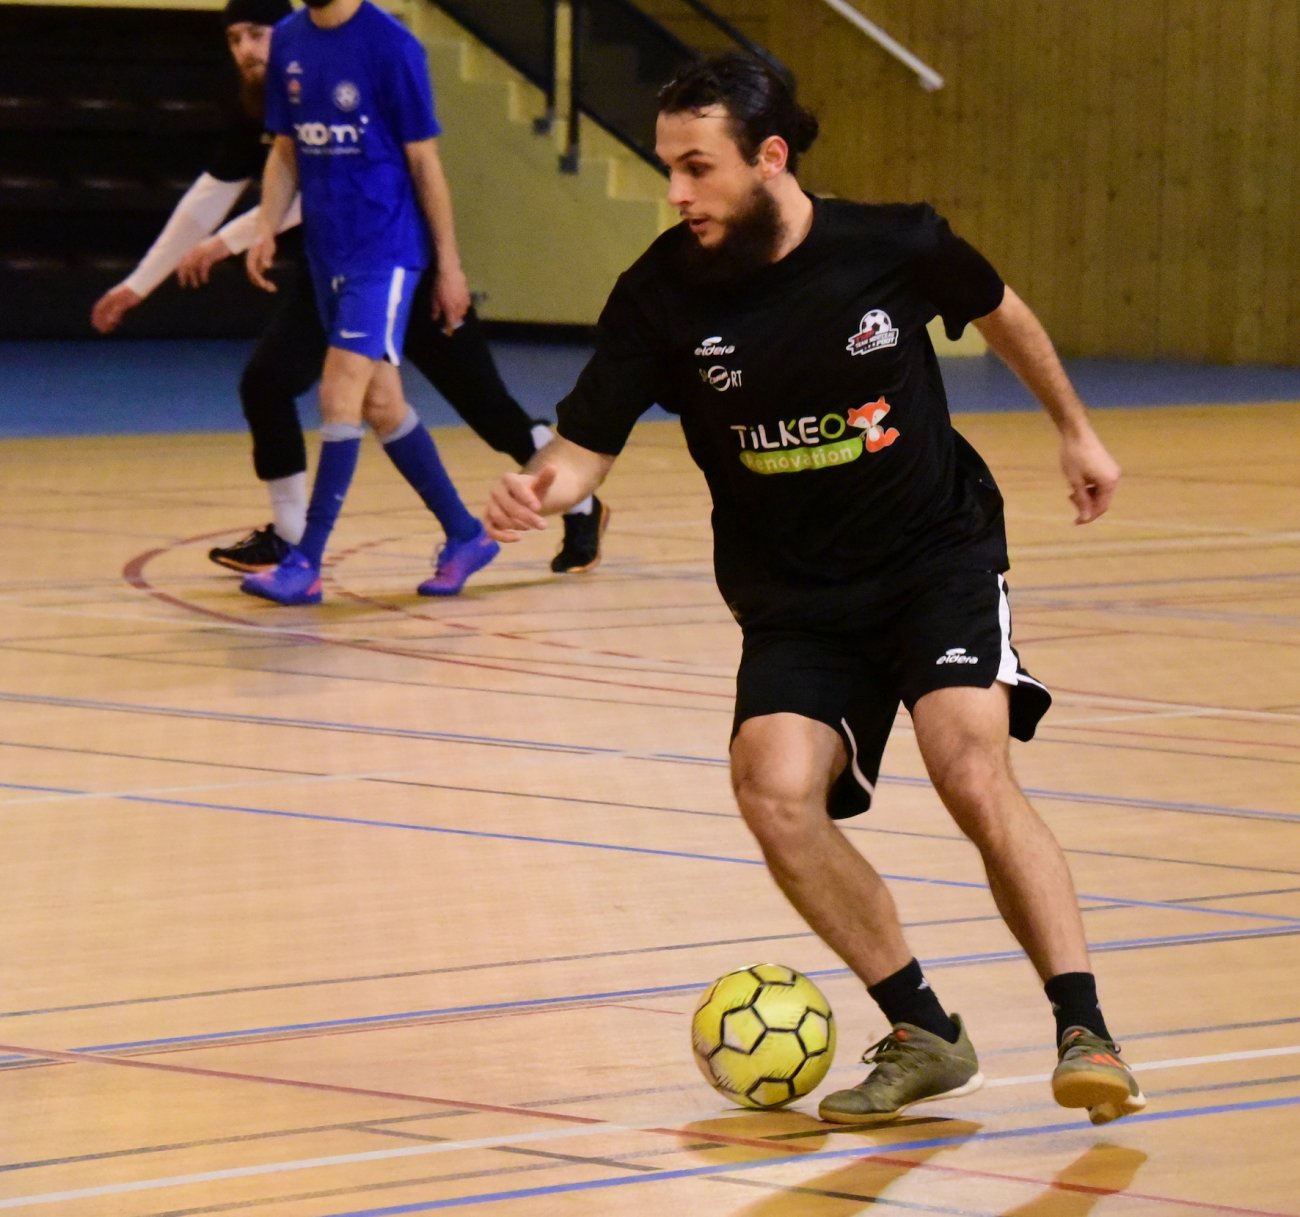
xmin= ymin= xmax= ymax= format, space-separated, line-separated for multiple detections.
xmin=560 ymin=0 xmax=790 ymax=172
xmin=427 ymin=0 xmax=792 ymax=174
xmin=815 ymin=0 xmax=943 ymax=91
xmin=641 ymin=0 xmax=788 ymax=78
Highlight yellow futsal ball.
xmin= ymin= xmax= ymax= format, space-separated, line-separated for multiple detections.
xmin=691 ymin=963 xmax=836 ymax=1109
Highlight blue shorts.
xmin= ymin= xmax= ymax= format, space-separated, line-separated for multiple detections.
xmin=311 ymin=265 xmax=423 ymax=363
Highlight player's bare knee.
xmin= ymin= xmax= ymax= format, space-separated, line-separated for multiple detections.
xmin=929 ymin=743 xmax=1014 ymax=837
xmin=733 ymin=773 xmax=826 ymax=855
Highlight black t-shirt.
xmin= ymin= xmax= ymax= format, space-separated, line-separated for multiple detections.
xmin=204 ymin=100 xmax=304 ymax=260
xmin=206 ymin=100 xmax=274 ymax=182
xmin=557 ymin=196 xmax=1011 ymax=625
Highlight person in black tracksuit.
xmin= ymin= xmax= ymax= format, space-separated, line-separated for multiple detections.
xmin=485 ymin=54 xmax=1147 ymax=1128
xmin=91 ymin=0 xmax=608 ymax=575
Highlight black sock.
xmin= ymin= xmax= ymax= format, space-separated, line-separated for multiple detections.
xmin=867 ymin=959 xmax=959 ymax=1043
xmin=1045 ymin=972 xmax=1112 ymax=1044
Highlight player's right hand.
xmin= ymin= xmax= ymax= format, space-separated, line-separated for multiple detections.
xmin=90 ymin=285 xmax=142 ymax=334
xmin=485 ymin=466 xmax=558 ymax=542
xmin=177 ymin=236 xmax=233 ymax=288
xmin=245 ymin=232 xmax=278 ymax=293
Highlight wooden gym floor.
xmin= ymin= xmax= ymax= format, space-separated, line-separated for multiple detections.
xmin=0 ymin=400 xmax=1297 ymax=1215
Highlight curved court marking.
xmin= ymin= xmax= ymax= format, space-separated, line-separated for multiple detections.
xmin=120 ymin=536 xmax=1300 ymax=738
xmin=122 ymin=539 xmax=739 ymax=698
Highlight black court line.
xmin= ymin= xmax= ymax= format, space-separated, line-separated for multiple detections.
xmin=5 ymin=735 xmax=1298 ymax=885
xmin=0 ymin=1112 xmax=466 ymax=1174
xmin=3 ymin=691 xmax=1295 ymax=825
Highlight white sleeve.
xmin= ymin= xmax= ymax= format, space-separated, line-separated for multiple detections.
xmin=214 ymin=193 xmax=302 ymax=255
xmin=122 ymin=173 xmax=249 ymax=298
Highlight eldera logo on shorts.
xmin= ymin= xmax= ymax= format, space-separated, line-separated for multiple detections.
xmin=936 ymin=647 xmax=979 ymax=665
xmin=735 ymin=396 xmax=901 ymax=474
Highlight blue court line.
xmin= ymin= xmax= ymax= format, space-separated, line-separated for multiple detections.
xmin=0 ymin=923 xmax=1286 ymax=1064
xmin=2 ymin=689 xmax=1298 ymax=825
xmin=5 ymin=780 xmax=1299 ymax=927
xmin=0 ymin=692 xmax=619 ymax=759
xmin=315 ymin=1094 xmax=1300 ymax=1216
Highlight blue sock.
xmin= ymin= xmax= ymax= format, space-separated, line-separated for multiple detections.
xmin=382 ymin=409 xmax=477 ymax=541
xmin=298 ymin=424 xmax=363 ymax=568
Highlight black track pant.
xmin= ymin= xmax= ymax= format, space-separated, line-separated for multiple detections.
xmin=240 ymin=264 xmax=541 ymax=481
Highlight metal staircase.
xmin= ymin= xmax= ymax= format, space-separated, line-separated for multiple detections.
xmin=430 ymin=0 xmax=786 ymax=173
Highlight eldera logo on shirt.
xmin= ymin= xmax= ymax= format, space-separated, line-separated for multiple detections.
xmin=735 ymin=397 xmax=901 ymax=474
xmin=695 ymin=335 xmax=743 ymax=392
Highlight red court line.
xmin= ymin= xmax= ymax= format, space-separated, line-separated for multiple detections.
xmin=689 ymin=1130 xmax=1296 ymax=1217
xmin=332 ymin=538 xmax=717 ymax=669
xmin=0 ymin=1039 xmax=609 ymax=1127
xmin=121 ymin=539 xmax=730 ymax=701
xmin=1032 ymin=621 xmax=1300 ymax=652
xmin=1048 ymin=720 xmax=1298 ymax=754
xmin=1052 ymin=684 xmax=1299 ymax=728
xmin=1 ymin=1040 xmax=1292 ymax=1217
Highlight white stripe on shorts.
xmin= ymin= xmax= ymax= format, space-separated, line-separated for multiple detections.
xmin=838 ymin=715 xmax=875 ymax=799
xmin=384 ymin=266 xmax=406 ymax=365
xmin=996 ymin=574 xmax=1049 ymax=693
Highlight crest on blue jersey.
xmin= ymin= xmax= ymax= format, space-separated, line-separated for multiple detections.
xmin=333 ymin=81 xmax=361 ymax=112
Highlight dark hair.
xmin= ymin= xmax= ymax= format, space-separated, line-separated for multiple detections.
xmin=657 ymin=53 xmax=819 ymax=173
xmin=222 ymin=0 xmax=291 ymax=28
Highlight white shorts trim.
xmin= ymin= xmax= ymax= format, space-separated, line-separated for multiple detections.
xmin=384 ymin=266 xmax=406 ymax=366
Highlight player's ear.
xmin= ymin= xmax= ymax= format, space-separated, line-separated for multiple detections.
xmin=756 ymin=135 xmax=789 ymax=179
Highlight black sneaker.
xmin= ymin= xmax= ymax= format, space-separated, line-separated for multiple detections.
xmin=208 ymin=525 xmax=291 ymax=574
xmin=551 ymin=497 xmax=609 ymax=574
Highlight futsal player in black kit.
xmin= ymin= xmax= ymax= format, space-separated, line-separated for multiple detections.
xmin=486 ymin=54 xmax=1146 ymax=1126
xmin=91 ymin=0 xmax=608 ymax=576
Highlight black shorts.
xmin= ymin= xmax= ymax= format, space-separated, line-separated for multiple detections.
xmin=731 ymin=570 xmax=1051 ymax=819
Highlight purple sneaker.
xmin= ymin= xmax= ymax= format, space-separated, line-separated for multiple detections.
xmin=417 ymin=524 xmax=499 ymax=596
xmin=240 ymin=547 xmax=322 ymax=605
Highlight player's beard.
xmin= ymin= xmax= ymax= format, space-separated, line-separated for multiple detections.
xmin=238 ymin=72 xmax=266 ymax=121
xmin=676 ymin=184 xmax=785 ymax=287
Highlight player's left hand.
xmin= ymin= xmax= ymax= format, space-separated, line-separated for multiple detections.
xmin=177 ymin=236 xmax=233 ymax=289
xmin=485 ymin=466 xmax=558 ymax=542
xmin=246 ymin=232 xmax=278 ymax=293
xmin=1060 ymin=426 xmax=1121 ymax=524
xmin=432 ymin=264 xmax=471 ymax=335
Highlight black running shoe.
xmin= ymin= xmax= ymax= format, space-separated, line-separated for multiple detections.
xmin=551 ymin=498 xmax=609 ymax=574
xmin=208 ymin=525 xmax=291 ymax=573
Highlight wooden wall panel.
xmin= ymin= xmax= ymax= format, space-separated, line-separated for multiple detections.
xmin=693 ymin=0 xmax=1300 ymax=364
xmin=1285 ymin=5 xmax=1300 ymax=357
xmin=1108 ymin=3 xmax=1166 ymax=357
xmin=1206 ymin=3 xmax=1246 ymax=363
xmin=1156 ymin=0 xmax=1200 ymax=360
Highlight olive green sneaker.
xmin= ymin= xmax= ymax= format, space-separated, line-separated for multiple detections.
xmin=818 ymin=1014 xmax=984 ymax=1125
xmin=1052 ymin=1026 xmax=1146 ymax=1125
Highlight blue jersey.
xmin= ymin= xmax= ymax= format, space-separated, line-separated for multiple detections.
xmin=265 ymin=1 xmax=440 ymax=276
